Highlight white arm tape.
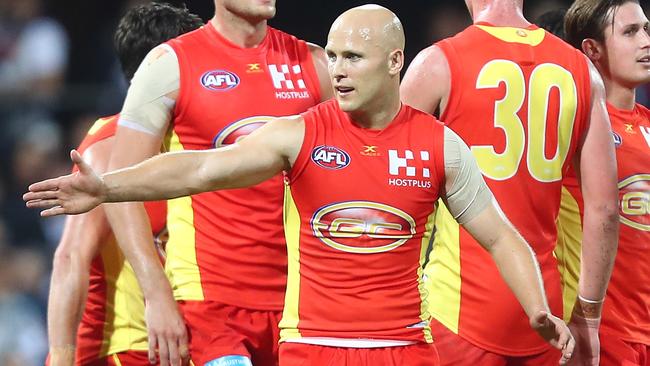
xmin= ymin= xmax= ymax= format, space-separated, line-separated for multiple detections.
xmin=443 ymin=127 xmax=493 ymax=224
xmin=119 ymin=45 xmax=180 ymax=136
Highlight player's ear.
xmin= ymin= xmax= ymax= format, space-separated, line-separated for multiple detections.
xmin=581 ymin=38 xmax=602 ymax=62
xmin=388 ymin=49 xmax=404 ymax=76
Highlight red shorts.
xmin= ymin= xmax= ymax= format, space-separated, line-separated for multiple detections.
xmin=46 ymin=350 xmax=152 ymax=366
xmin=278 ymin=342 xmax=439 ymax=366
xmin=179 ymin=301 xmax=281 ymax=366
xmin=430 ymin=318 xmax=561 ymax=366
xmin=600 ymin=333 xmax=649 ymax=366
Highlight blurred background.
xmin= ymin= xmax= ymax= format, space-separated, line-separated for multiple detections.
xmin=0 ymin=0 xmax=647 ymax=364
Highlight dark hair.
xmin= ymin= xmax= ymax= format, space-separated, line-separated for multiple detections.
xmin=114 ymin=2 xmax=203 ymax=81
xmin=536 ymin=9 xmax=568 ymax=40
xmin=564 ymin=0 xmax=640 ymax=49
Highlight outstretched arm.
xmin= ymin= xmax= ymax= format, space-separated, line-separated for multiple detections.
xmin=24 ymin=116 xmax=304 ymax=215
xmin=441 ymin=128 xmax=574 ymax=364
xmin=48 ymin=139 xmax=112 ymax=366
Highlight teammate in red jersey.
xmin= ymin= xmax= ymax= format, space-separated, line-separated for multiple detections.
xmin=400 ymin=0 xmax=619 ymax=365
xmin=99 ymin=0 xmax=331 ymax=365
xmin=46 ymin=4 xmax=202 ymax=366
xmin=25 ymin=5 xmax=575 ymax=366
xmin=562 ymin=1 xmax=650 ymax=365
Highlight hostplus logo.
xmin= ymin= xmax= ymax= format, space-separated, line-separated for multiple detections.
xmin=269 ymin=63 xmax=311 ymax=100
xmin=388 ymin=149 xmax=432 ymax=189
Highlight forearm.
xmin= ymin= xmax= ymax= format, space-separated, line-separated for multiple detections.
xmin=48 ymin=257 xmax=89 ymax=347
xmin=103 ymin=150 xmax=211 ymax=203
xmin=578 ymin=203 xmax=618 ymax=303
xmin=489 ymin=229 xmax=550 ymax=317
xmin=104 ymin=203 xmax=173 ymax=301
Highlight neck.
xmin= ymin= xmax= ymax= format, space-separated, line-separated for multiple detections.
xmin=604 ymin=79 xmax=637 ymax=111
xmin=471 ymin=0 xmax=530 ymax=28
xmin=211 ymin=10 xmax=268 ymax=48
xmin=348 ymin=95 xmax=402 ymax=130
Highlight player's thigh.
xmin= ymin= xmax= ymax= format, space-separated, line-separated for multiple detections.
xmin=430 ymin=318 xmax=505 ymax=366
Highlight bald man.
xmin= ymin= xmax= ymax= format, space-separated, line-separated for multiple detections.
xmin=401 ymin=0 xmax=618 ymax=365
xmin=25 ymin=5 xmax=574 ymax=366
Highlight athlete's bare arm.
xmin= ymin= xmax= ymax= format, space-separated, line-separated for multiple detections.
xmin=308 ymin=43 xmax=334 ymax=101
xmin=102 ymin=46 xmax=189 ymax=366
xmin=24 ymin=116 xmax=304 ymax=214
xmin=566 ymin=59 xmax=619 ymax=366
xmin=400 ymin=45 xmax=450 ymax=115
xmin=48 ymin=138 xmax=113 ymax=366
xmin=441 ymin=129 xmax=574 ymax=364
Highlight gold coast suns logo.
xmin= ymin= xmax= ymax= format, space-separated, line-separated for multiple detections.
xmin=213 ymin=116 xmax=274 ymax=147
xmin=310 ymin=201 xmax=416 ymax=254
xmin=619 ymin=174 xmax=650 ymax=231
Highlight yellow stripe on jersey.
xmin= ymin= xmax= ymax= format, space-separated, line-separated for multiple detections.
xmin=87 ymin=117 xmax=113 ymax=136
xmin=555 ymin=187 xmax=582 ymax=321
xmin=476 ymin=25 xmax=546 ymax=46
xmin=425 ymin=200 xmax=462 ymax=333
xmin=418 ymin=207 xmax=436 ymax=343
xmin=100 ymin=238 xmax=148 ymax=357
xmin=165 ymin=130 xmax=204 ymax=300
xmin=111 ymin=354 xmax=123 ymax=366
xmin=279 ymin=184 xmax=302 ymax=341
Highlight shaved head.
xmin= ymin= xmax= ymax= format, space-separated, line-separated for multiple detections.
xmin=325 ymin=4 xmax=405 ymax=126
xmin=329 ymin=4 xmax=405 ymax=53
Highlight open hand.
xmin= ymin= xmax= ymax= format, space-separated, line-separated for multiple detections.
xmin=530 ymin=311 xmax=575 ymax=364
xmin=23 ymin=150 xmax=105 ymax=216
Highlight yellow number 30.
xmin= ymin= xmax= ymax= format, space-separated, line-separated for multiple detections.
xmin=472 ymin=60 xmax=577 ymax=183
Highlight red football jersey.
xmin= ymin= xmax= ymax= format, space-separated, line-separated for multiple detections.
xmin=426 ymin=24 xmax=592 ymax=355
xmin=164 ymin=24 xmax=321 ymax=310
xmin=559 ymin=103 xmax=650 ymax=345
xmin=280 ymin=100 xmax=445 ymax=344
xmin=75 ymin=115 xmax=167 ymax=364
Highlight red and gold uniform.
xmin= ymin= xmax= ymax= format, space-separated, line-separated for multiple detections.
xmin=426 ymin=24 xmax=591 ymax=362
xmin=279 ymin=100 xmax=444 ymax=365
xmin=558 ymin=103 xmax=650 ymax=365
xmin=164 ymin=23 xmax=321 ymax=365
xmin=75 ymin=115 xmax=167 ymax=366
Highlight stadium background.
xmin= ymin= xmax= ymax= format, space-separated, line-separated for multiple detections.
xmin=0 ymin=0 xmax=648 ymax=364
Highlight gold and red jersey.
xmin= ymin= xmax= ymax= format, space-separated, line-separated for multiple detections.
xmin=426 ymin=24 xmax=592 ymax=355
xmin=558 ymin=103 xmax=650 ymax=345
xmin=75 ymin=115 xmax=168 ymax=365
xmin=164 ymin=23 xmax=321 ymax=310
xmin=280 ymin=100 xmax=445 ymax=345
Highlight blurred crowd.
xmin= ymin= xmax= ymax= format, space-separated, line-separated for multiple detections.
xmin=0 ymin=0 xmax=647 ymax=364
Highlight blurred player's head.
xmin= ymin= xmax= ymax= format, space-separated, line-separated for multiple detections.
xmin=566 ymin=0 xmax=650 ymax=88
xmin=215 ymin=0 xmax=276 ymax=23
xmin=114 ymin=3 xmax=203 ymax=81
xmin=536 ymin=9 xmax=567 ymax=40
xmin=325 ymin=4 xmax=404 ymax=116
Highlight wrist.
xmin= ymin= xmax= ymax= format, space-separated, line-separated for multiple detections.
xmin=573 ymin=294 xmax=604 ymax=320
xmin=50 ymin=345 xmax=75 ymax=365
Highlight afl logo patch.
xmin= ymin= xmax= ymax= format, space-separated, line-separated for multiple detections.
xmin=612 ymin=132 xmax=622 ymax=148
xmin=311 ymin=201 xmax=416 ymax=254
xmin=311 ymin=145 xmax=351 ymax=170
xmin=213 ymin=116 xmax=273 ymax=147
xmin=200 ymin=70 xmax=240 ymax=91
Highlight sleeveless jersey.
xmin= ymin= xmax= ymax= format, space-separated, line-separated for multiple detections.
xmin=75 ymin=115 xmax=168 ymax=364
xmin=165 ymin=23 xmax=321 ymax=310
xmin=558 ymin=103 xmax=650 ymax=345
xmin=426 ymin=24 xmax=591 ymax=355
xmin=280 ymin=100 xmax=445 ymax=344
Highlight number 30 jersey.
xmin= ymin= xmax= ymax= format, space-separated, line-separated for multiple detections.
xmin=426 ymin=24 xmax=591 ymax=355
xmin=280 ymin=100 xmax=446 ymax=345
